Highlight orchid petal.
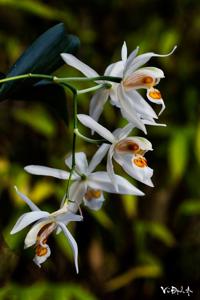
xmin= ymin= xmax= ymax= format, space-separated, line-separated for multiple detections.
xmin=14 ymin=186 xmax=40 ymax=211
xmin=68 ymin=181 xmax=87 ymax=213
xmin=65 ymin=152 xmax=88 ymax=174
xmin=88 ymin=143 xmax=110 ymax=174
xmin=121 ymin=41 xmax=128 ymax=62
xmin=89 ymin=89 xmax=109 ymax=122
xmin=107 ymin=145 xmax=118 ymax=191
xmin=61 ymin=53 xmax=99 ymax=78
xmin=11 ymin=211 xmax=49 ymax=234
xmin=124 ymin=46 xmax=177 ymax=77
xmin=104 ymin=61 xmax=124 ymax=77
xmin=24 ymin=219 xmax=52 ymax=248
xmin=113 ymin=123 xmax=134 ymax=140
xmin=58 ymin=222 xmax=79 ymax=273
xmin=88 ymin=171 xmax=144 ymax=196
xmin=109 ymin=84 xmax=121 ymax=107
xmin=77 ymin=114 xmax=115 ymax=143
xmin=117 ymin=85 xmax=147 ymax=133
xmin=143 ymin=118 xmax=166 ymax=127
xmin=124 ymin=90 xmax=158 ymax=119
xmin=24 ymin=165 xmax=70 ymax=180
xmin=56 ymin=212 xmax=83 ymax=223
xmin=123 ymin=46 xmax=139 ymax=75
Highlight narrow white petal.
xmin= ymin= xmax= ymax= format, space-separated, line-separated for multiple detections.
xmin=14 ymin=186 xmax=40 ymax=211
xmin=56 ymin=212 xmax=83 ymax=223
xmin=121 ymin=41 xmax=128 ymax=62
xmin=58 ymin=222 xmax=79 ymax=273
xmin=24 ymin=165 xmax=70 ymax=180
xmin=104 ymin=61 xmax=124 ymax=77
xmin=113 ymin=123 xmax=134 ymax=140
xmin=123 ymin=46 xmax=139 ymax=75
xmin=11 ymin=211 xmax=49 ymax=234
xmin=124 ymin=46 xmax=177 ymax=77
xmin=115 ymin=175 xmax=144 ymax=195
xmin=109 ymin=84 xmax=121 ymax=107
xmin=125 ymin=90 xmax=158 ymax=119
xmin=77 ymin=114 xmax=115 ymax=143
xmin=24 ymin=219 xmax=52 ymax=248
xmin=65 ymin=152 xmax=88 ymax=174
xmin=107 ymin=145 xmax=118 ymax=191
xmin=89 ymin=172 xmax=144 ymax=196
xmin=143 ymin=118 xmax=166 ymax=127
xmin=89 ymin=89 xmax=109 ymax=122
xmin=117 ymin=85 xmax=147 ymax=134
xmin=88 ymin=143 xmax=110 ymax=173
xmin=68 ymin=181 xmax=87 ymax=213
xmin=61 ymin=53 xmax=99 ymax=78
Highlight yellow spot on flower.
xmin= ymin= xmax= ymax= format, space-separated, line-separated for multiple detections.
xmin=149 ymin=89 xmax=162 ymax=100
xmin=85 ymin=189 xmax=101 ymax=201
xmin=132 ymin=156 xmax=148 ymax=168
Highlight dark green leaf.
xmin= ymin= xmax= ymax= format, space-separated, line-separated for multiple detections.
xmin=0 ymin=23 xmax=80 ymax=100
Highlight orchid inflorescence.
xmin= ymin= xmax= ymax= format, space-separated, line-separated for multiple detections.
xmin=8 ymin=41 xmax=176 ymax=272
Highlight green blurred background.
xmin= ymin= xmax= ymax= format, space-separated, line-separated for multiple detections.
xmin=0 ymin=0 xmax=199 ymax=299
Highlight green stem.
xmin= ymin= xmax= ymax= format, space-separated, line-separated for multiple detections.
xmin=65 ymin=91 xmax=78 ymax=200
xmin=0 ymin=74 xmax=122 ymax=86
xmin=56 ymin=75 xmax=122 ymax=84
xmin=77 ymin=83 xmax=111 ymax=95
xmin=74 ymin=128 xmax=106 ymax=144
xmin=0 ymin=73 xmax=54 ymax=84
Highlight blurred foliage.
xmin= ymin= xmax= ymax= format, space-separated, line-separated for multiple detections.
xmin=0 ymin=283 xmax=97 ymax=300
xmin=0 ymin=0 xmax=200 ymax=299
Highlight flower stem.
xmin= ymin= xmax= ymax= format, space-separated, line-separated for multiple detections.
xmin=74 ymin=128 xmax=106 ymax=144
xmin=77 ymin=83 xmax=111 ymax=95
xmin=0 ymin=74 xmax=122 ymax=85
xmin=0 ymin=73 xmax=54 ymax=84
xmin=64 ymin=90 xmax=78 ymax=200
xmin=56 ymin=75 xmax=122 ymax=84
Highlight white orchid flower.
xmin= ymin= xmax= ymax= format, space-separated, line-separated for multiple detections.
xmin=11 ymin=186 xmax=82 ymax=272
xmin=116 ymin=43 xmax=176 ymax=131
xmin=77 ymin=114 xmax=154 ymax=190
xmin=61 ymin=43 xmax=176 ymax=133
xmin=25 ymin=152 xmax=144 ymax=212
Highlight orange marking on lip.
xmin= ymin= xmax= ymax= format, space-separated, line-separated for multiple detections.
xmin=143 ymin=76 xmax=154 ymax=85
xmin=149 ymin=89 xmax=162 ymax=100
xmin=116 ymin=140 xmax=140 ymax=154
xmin=85 ymin=189 xmax=101 ymax=201
xmin=133 ymin=156 xmax=148 ymax=168
xmin=36 ymin=245 xmax=48 ymax=257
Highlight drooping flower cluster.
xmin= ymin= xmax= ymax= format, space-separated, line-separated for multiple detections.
xmin=11 ymin=42 xmax=176 ymax=272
